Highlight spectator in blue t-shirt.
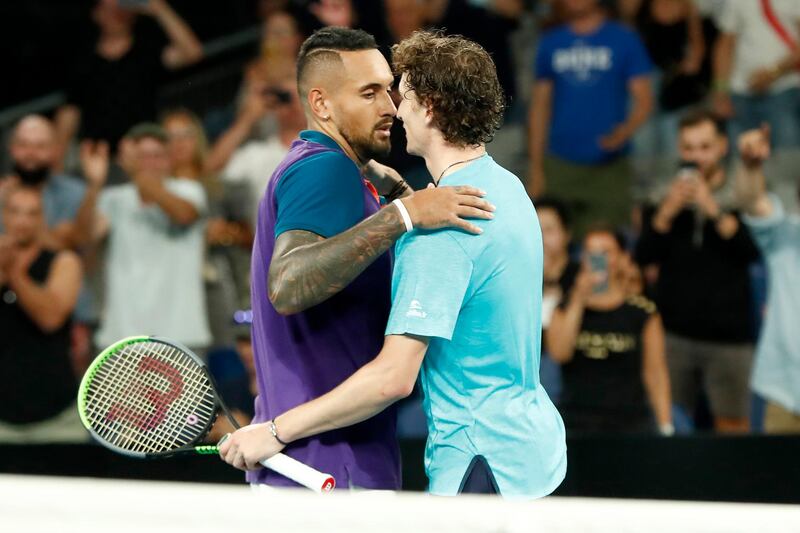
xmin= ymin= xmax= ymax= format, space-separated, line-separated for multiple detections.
xmin=528 ymin=0 xmax=653 ymax=237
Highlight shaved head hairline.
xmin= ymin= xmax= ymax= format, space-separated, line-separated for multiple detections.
xmin=297 ymin=48 xmax=347 ymax=102
xmin=11 ymin=114 xmax=56 ymax=145
xmin=298 ymin=48 xmax=391 ymax=105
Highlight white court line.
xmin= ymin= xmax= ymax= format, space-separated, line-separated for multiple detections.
xmin=2 ymin=475 xmax=799 ymax=533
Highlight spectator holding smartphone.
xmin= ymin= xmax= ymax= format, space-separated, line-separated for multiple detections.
xmin=735 ymin=125 xmax=800 ymax=434
xmin=636 ymin=108 xmax=760 ymax=432
xmin=211 ymin=75 xmax=306 ymax=224
xmin=548 ymin=225 xmax=672 ymax=434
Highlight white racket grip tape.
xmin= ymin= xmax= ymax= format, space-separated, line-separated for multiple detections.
xmin=261 ymin=453 xmax=336 ymax=493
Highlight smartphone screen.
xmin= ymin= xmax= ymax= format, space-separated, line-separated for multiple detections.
xmin=678 ymin=160 xmax=699 ymax=181
xmin=588 ymin=252 xmax=609 ymax=294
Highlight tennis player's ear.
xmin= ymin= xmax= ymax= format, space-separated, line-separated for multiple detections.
xmin=425 ymin=104 xmax=435 ymax=125
xmin=308 ymin=88 xmax=331 ymax=121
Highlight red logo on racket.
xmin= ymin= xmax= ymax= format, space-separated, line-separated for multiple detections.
xmin=106 ymin=356 xmax=185 ymax=431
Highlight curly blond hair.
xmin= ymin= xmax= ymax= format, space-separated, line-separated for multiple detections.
xmin=392 ymin=30 xmax=505 ymax=147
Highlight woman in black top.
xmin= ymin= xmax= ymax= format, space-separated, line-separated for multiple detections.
xmin=547 ymin=227 xmax=672 ymax=434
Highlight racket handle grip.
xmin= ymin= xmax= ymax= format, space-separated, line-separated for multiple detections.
xmin=261 ymin=453 xmax=336 ymax=493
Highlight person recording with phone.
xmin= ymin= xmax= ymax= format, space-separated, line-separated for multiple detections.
xmin=210 ymin=73 xmax=307 ymax=224
xmin=636 ymin=108 xmax=760 ymax=433
xmin=548 ymin=226 xmax=672 ymax=435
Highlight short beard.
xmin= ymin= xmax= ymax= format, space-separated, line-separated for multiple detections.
xmin=339 ymin=124 xmax=391 ymax=163
xmin=12 ymin=235 xmax=36 ymax=249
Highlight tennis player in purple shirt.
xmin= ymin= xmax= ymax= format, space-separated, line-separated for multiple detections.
xmin=219 ymin=27 xmax=494 ymax=490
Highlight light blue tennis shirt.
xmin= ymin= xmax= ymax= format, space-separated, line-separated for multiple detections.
xmin=744 ymin=195 xmax=800 ymax=414
xmin=386 ymin=155 xmax=567 ymax=498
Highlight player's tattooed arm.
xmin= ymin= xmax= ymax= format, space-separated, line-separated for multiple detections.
xmin=267 ymin=185 xmax=494 ymax=315
xmin=267 ymin=203 xmax=405 ymax=315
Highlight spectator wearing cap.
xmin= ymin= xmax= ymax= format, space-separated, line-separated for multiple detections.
xmin=75 ymin=123 xmax=210 ymax=355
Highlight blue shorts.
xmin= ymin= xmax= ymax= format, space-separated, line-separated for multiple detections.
xmin=457 ymin=455 xmax=500 ymax=495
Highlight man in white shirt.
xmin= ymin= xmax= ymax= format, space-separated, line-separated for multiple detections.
xmin=76 ymin=123 xmax=211 ymax=353
xmin=713 ymin=0 xmax=800 ymax=147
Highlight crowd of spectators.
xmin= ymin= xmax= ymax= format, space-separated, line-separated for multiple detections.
xmin=1 ymin=0 xmax=800 ymax=443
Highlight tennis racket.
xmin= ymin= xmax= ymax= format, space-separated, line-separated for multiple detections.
xmin=77 ymin=335 xmax=335 ymax=493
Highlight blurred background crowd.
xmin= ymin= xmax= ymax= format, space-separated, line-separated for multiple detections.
xmin=1 ymin=0 xmax=799 ymax=446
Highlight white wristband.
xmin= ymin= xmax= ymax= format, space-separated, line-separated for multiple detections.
xmin=392 ymin=198 xmax=413 ymax=232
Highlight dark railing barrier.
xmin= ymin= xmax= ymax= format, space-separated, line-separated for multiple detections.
xmin=2 ymin=435 xmax=798 ymax=503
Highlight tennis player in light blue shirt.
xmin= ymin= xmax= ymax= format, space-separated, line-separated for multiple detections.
xmin=384 ymin=33 xmax=566 ymax=497
xmin=386 ymin=149 xmax=567 ymax=496
xmin=225 ymin=32 xmax=566 ymax=498
xmin=389 ymin=32 xmax=566 ymax=497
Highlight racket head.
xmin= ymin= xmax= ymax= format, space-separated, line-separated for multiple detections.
xmin=78 ymin=336 xmax=221 ymax=458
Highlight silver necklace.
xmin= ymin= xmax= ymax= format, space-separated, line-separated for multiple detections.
xmin=436 ymin=153 xmax=487 ymax=184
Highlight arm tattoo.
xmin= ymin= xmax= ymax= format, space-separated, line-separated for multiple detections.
xmin=267 ymin=204 xmax=405 ymax=314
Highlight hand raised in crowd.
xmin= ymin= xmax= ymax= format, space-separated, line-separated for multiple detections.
xmin=7 ymin=245 xmax=38 ymax=279
xmin=738 ymin=124 xmax=771 ymax=169
xmin=569 ymin=266 xmax=601 ymax=307
xmin=123 ymin=0 xmax=166 ymax=17
xmin=402 ymin=184 xmax=495 ymax=235
xmin=679 ymin=54 xmax=702 ymax=76
xmin=748 ymin=67 xmax=780 ymax=94
xmin=661 ymin=175 xmax=697 ymax=218
xmin=690 ymin=178 xmax=721 ymax=219
xmin=309 ymin=0 xmax=354 ymax=28
xmin=241 ymin=80 xmax=272 ymax=122
xmin=711 ymin=91 xmax=734 ymax=120
xmin=79 ymin=140 xmax=110 ymax=189
xmin=131 ymin=169 xmax=164 ymax=199
xmin=0 ymin=175 xmax=20 ymax=207
xmin=598 ymin=124 xmax=629 ymax=152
